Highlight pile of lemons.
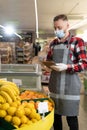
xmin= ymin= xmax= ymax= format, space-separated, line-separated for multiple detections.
xmin=0 ymin=99 xmax=41 ymax=128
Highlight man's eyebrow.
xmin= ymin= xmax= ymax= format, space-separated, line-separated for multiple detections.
xmin=54 ymin=26 xmax=62 ymax=30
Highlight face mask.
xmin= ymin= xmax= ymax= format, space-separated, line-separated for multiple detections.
xmin=55 ymin=29 xmax=65 ymax=38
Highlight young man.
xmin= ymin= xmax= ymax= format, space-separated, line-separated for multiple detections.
xmin=47 ymin=14 xmax=87 ymax=130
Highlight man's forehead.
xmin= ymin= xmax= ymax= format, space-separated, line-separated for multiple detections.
xmin=54 ymin=20 xmax=68 ymax=26
xmin=54 ymin=19 xmax=68 ymax=23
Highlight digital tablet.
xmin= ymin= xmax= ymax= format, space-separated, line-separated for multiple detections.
xmin=42 ymin=61 xmax=55 ymax=68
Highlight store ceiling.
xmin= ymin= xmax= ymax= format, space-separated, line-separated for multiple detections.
xmin=0 ymin=0 xmax=87 ymax=35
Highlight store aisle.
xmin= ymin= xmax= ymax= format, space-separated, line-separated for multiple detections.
xmin=51 ymin=94 xmax=87 ymax=130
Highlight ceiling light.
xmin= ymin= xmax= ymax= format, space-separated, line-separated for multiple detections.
xmin=4 ymin=26 xmax=15 ymax=35
xmin=0 ymin=24 xmax=22 ymax=39
xmin=0 ymin=35 xmax=3 ymax=38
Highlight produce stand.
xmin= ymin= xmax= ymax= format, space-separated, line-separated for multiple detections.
xmin=0 ymin=64 xmax=54 ymax=130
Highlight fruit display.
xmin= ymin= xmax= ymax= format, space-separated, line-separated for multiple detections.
xmin=0 ymin=80 xmax=42 ymax=129
xmin=0 ymin=80 xmax=54 ymax=130
xmin=20 ymin=90 xmax=47 ymax=100
xmin=20 ymin=90 xmax=54 ymax=112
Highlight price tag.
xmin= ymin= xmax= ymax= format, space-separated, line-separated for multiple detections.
xmin=12 ymin=79 xmax=22 ymax=87
xmin=38 ymin=102 xmax=48 ymax=114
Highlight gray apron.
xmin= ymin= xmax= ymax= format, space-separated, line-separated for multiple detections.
xmin=49 ymin=38 xmax=81 ymax=116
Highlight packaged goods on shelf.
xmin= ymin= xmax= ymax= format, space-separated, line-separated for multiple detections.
xmin=0 ymin=42 xmax=15 ymax=64
xmin=15 ymin=42 xmax=34 ymax=64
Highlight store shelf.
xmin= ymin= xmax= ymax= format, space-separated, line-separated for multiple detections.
xmin=0 ymin=64 xmax=42 ymax=91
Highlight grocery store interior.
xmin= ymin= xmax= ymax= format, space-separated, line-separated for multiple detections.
xmin=0 ymin=0 xmax=87 ymax=130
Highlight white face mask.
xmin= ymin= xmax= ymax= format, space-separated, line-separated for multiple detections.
xmin=54 ymin=29 xmax=65 ymax=38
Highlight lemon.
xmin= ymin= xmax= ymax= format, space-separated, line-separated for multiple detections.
xmin=12 ymin=116 xmax=21 ymax=126
xmin=29 ymin=108 xmax=37 ymax=119
xmin=26 ymin=103 xmax=35 ymax=109
xmin=7 ymin=107 xmax=16 ymax=116
xmin=5 ymin=115 xmax=12 ymax=122
xmin=0 ymin=110 xmax=7 ymax=117
xmin=15 ymin=108 xmax=25 ymax=117
xmin=27 ymin=120 xmax=33 ymax=125
xmin=11 ymin=102 xmax=18 ymax=107
xmin=16 ymin=100 xmax=21 ymax=106
xmin=34 ymin=113 xmax=41 ymax=121
xmin=21 ymin=115 xmax=28 ymax=124
xmin=31 ymin=108 xmax=37 ymax=113
xmin=20 ymin=124 xmax=28 ymax=128
xmin=0 ymin=104 xmax=2 ymax=109
xmin=24 ymin=108 xmax=31 ymax=116
xmin=1 ymin=103 xmax=10 ymax=110
xmin=18 ymin=105 xmax=24 ymax=110
xmin=21 ymin=101 xmax=27 ymax=107
xmin=31 ymin=118 xmax=38 ymax=123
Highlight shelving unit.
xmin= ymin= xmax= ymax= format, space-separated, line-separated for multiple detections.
xmin=0 ymin=64 xmax=42 ymax=91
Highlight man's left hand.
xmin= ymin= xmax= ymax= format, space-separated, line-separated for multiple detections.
xmin=51 ymin=63 xmax=68 ymax=71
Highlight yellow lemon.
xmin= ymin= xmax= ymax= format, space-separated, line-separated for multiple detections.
xmin=34 ymin=113 xmax=41 ymax=121
xmin=1 ymin=103 xmax=10 ymax=110
xmin=24 ymin=107 xmax=31 ymax=116
xmin=18 ymin=105 xmax=24 ymax=110
xmin=29 ymin=108 xmax=37 ymax=119
xmin=0 ymin=104 xmax=2 ymax=109
xmin=21 ymin=115 xmax=28 ymax=124
xmin=20 ymin=124 xmax=28 ymax=128
xmin=12 ymin=116 xmax=21 ymax=126
xmin=0 ymin=110 xmax=7 ymax=117
xmin=31 ymin=108 xmax=37 ymax=113
xmin=16 ymin=100 xmax=21 ymax=106
xmin=7 ymin=107 xmax=16 ymax=116
xmin=27 ymin=120 xmax=33 ymax=125
xmin=31 ymin=118 xmax=38 ymax=123
xmin=5 ymin=115 xmax=12 ymax=122
xmin=26 ymin=102 xmax=35 ymax=109
xmin=11 ymin=102 xmax=18 ymax=107
xmin=15 ymin=108 xmax=25 ymax=117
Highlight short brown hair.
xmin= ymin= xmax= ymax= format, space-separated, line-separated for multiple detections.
xmin=53 ymin=14 xmax=68 ymax=22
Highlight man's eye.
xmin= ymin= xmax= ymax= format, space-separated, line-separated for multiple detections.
xmin=54 ymin=27 xmax=56 ymax=30
xmin=58 ymin=27 xmax=62 ymax=30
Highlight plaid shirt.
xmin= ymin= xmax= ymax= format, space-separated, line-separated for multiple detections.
xmin=47 ymin=34 xmax=87 ymax=72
